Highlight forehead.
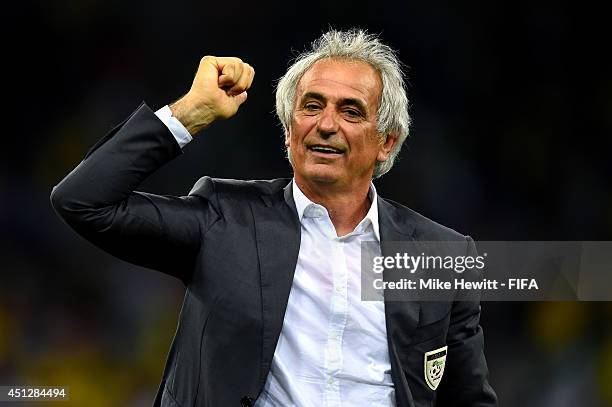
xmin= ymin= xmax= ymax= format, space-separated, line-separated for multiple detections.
xmin=296 ymin=59 xmax=382 ymax=107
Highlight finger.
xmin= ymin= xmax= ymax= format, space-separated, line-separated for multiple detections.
xmin=218 ymin=64 xmax=236 ymax=87
xmin=218 ymin=58 xmax=244 ymax=89
xmin=194 ymin=55 xmax=224 ymax=88
xmin=218 ymin=73 xmax=234 ymax=88
xmin=233 ymin=91 xmax=248 ymax=106
xmin=245 ymin=64 xmax=255 ymax=89
xmin=232 ymin=63 xmax=255 ymax=96
xmin=228 ymin=64 xmax=254 ymax=95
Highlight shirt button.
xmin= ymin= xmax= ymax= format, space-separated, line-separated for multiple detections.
xmin=328 ymin=378 xmax=334 ymax=384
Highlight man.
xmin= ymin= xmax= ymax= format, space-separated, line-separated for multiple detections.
xmin=51 ymin=30 xmax=497 ymax=406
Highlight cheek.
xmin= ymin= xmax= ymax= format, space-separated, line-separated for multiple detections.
xmin=293 ymin=115 xmax=318 ymax=135
xmin=350 ymin=128 xmax=378 ymax=150
xmin=290 ymin=128 xmax=312 ymax=152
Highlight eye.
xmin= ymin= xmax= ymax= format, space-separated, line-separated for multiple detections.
xmin=342 ymin=108 xmax=363 ymax=120
xmin=303 ymin=102 xmax=321 ymax=111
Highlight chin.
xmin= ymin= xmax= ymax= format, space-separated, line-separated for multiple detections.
xmin=302 ymin=166 xmax=342 ymax=184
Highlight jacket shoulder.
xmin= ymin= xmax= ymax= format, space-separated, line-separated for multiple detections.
xmin=188 ymin=176 xmax=291 ymax=200
xmin=381 ymin=197 xmax=468 ymax=241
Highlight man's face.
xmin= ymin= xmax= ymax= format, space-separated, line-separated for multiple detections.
xmin=286 ymin=59 xmax=397 ymax=190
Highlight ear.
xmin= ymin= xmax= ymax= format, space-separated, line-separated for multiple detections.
xmin=377 ymin=132 xmax=399 ymax=162
xmin=284 ymin=128 xmax=291 ymax=148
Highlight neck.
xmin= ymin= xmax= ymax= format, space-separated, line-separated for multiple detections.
xmin=295 ymin=176 xmax=372 ymax=237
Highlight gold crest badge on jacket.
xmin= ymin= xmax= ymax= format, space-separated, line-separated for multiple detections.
xmin=424 ymin=346 xmax=447 ymax=390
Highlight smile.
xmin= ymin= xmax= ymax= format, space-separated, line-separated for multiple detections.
xmin=308 ymin=145 xmax=344 ymax=155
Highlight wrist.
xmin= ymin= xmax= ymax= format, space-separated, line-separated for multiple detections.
xmin=169 ymin=96 xmax=215 ymax=135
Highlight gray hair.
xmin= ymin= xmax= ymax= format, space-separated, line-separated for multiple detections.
xmin=275 ymin=29 xmax=411 ymax=178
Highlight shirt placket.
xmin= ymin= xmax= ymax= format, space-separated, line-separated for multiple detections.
xmin=324 ymin=231 xmax=349 ymax=407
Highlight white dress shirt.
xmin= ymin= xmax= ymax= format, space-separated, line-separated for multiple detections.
xmin=155 ymin=106 xmax=395 ymax=407
xmin=155 ymin=105 xmax=193 ymax=148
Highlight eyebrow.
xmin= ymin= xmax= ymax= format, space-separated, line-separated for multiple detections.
xmin=300 ymin=92 xmax=368 ymax=115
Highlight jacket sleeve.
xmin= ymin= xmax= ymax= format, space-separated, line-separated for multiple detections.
xmin=435 ymin=237 xmax=498 ymax=406
xmin=50 ymin=103 xmax=219 ymax=284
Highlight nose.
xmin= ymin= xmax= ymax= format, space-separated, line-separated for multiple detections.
xmin=316 ymin=106 xmax=339 ymax=138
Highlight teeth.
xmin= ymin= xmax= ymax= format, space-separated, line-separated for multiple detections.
xmin=311 ymin=146 xmax=341 ymax=153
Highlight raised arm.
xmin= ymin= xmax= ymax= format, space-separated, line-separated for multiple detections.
xmin=50 ymin=56 xmax=255 ymax=284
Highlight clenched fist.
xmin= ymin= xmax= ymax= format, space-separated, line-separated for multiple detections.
xmin=170 ymin=56 xmax=255 ymax=135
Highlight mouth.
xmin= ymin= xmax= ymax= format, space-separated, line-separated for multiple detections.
xmin=308 ymin=144 xmax=345 ymax=156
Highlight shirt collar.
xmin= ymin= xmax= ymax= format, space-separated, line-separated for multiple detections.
xmin=291 ymin=178 xmax=380 ymax=241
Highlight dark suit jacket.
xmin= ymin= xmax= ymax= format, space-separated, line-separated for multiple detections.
xmin=51 ymin=104 xmax=497 ymax=407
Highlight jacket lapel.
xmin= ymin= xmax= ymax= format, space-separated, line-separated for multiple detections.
xmin=251 ymin=185 xmax=423 ymax=405
xmin=251 ymin=181 xmax=301 ymax=389
xmin=378 ymin=197 xmax=420 ymax=407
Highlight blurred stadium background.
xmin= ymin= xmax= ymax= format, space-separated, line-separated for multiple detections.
xmin=2 ymin=0 xmax=612 ymax=405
